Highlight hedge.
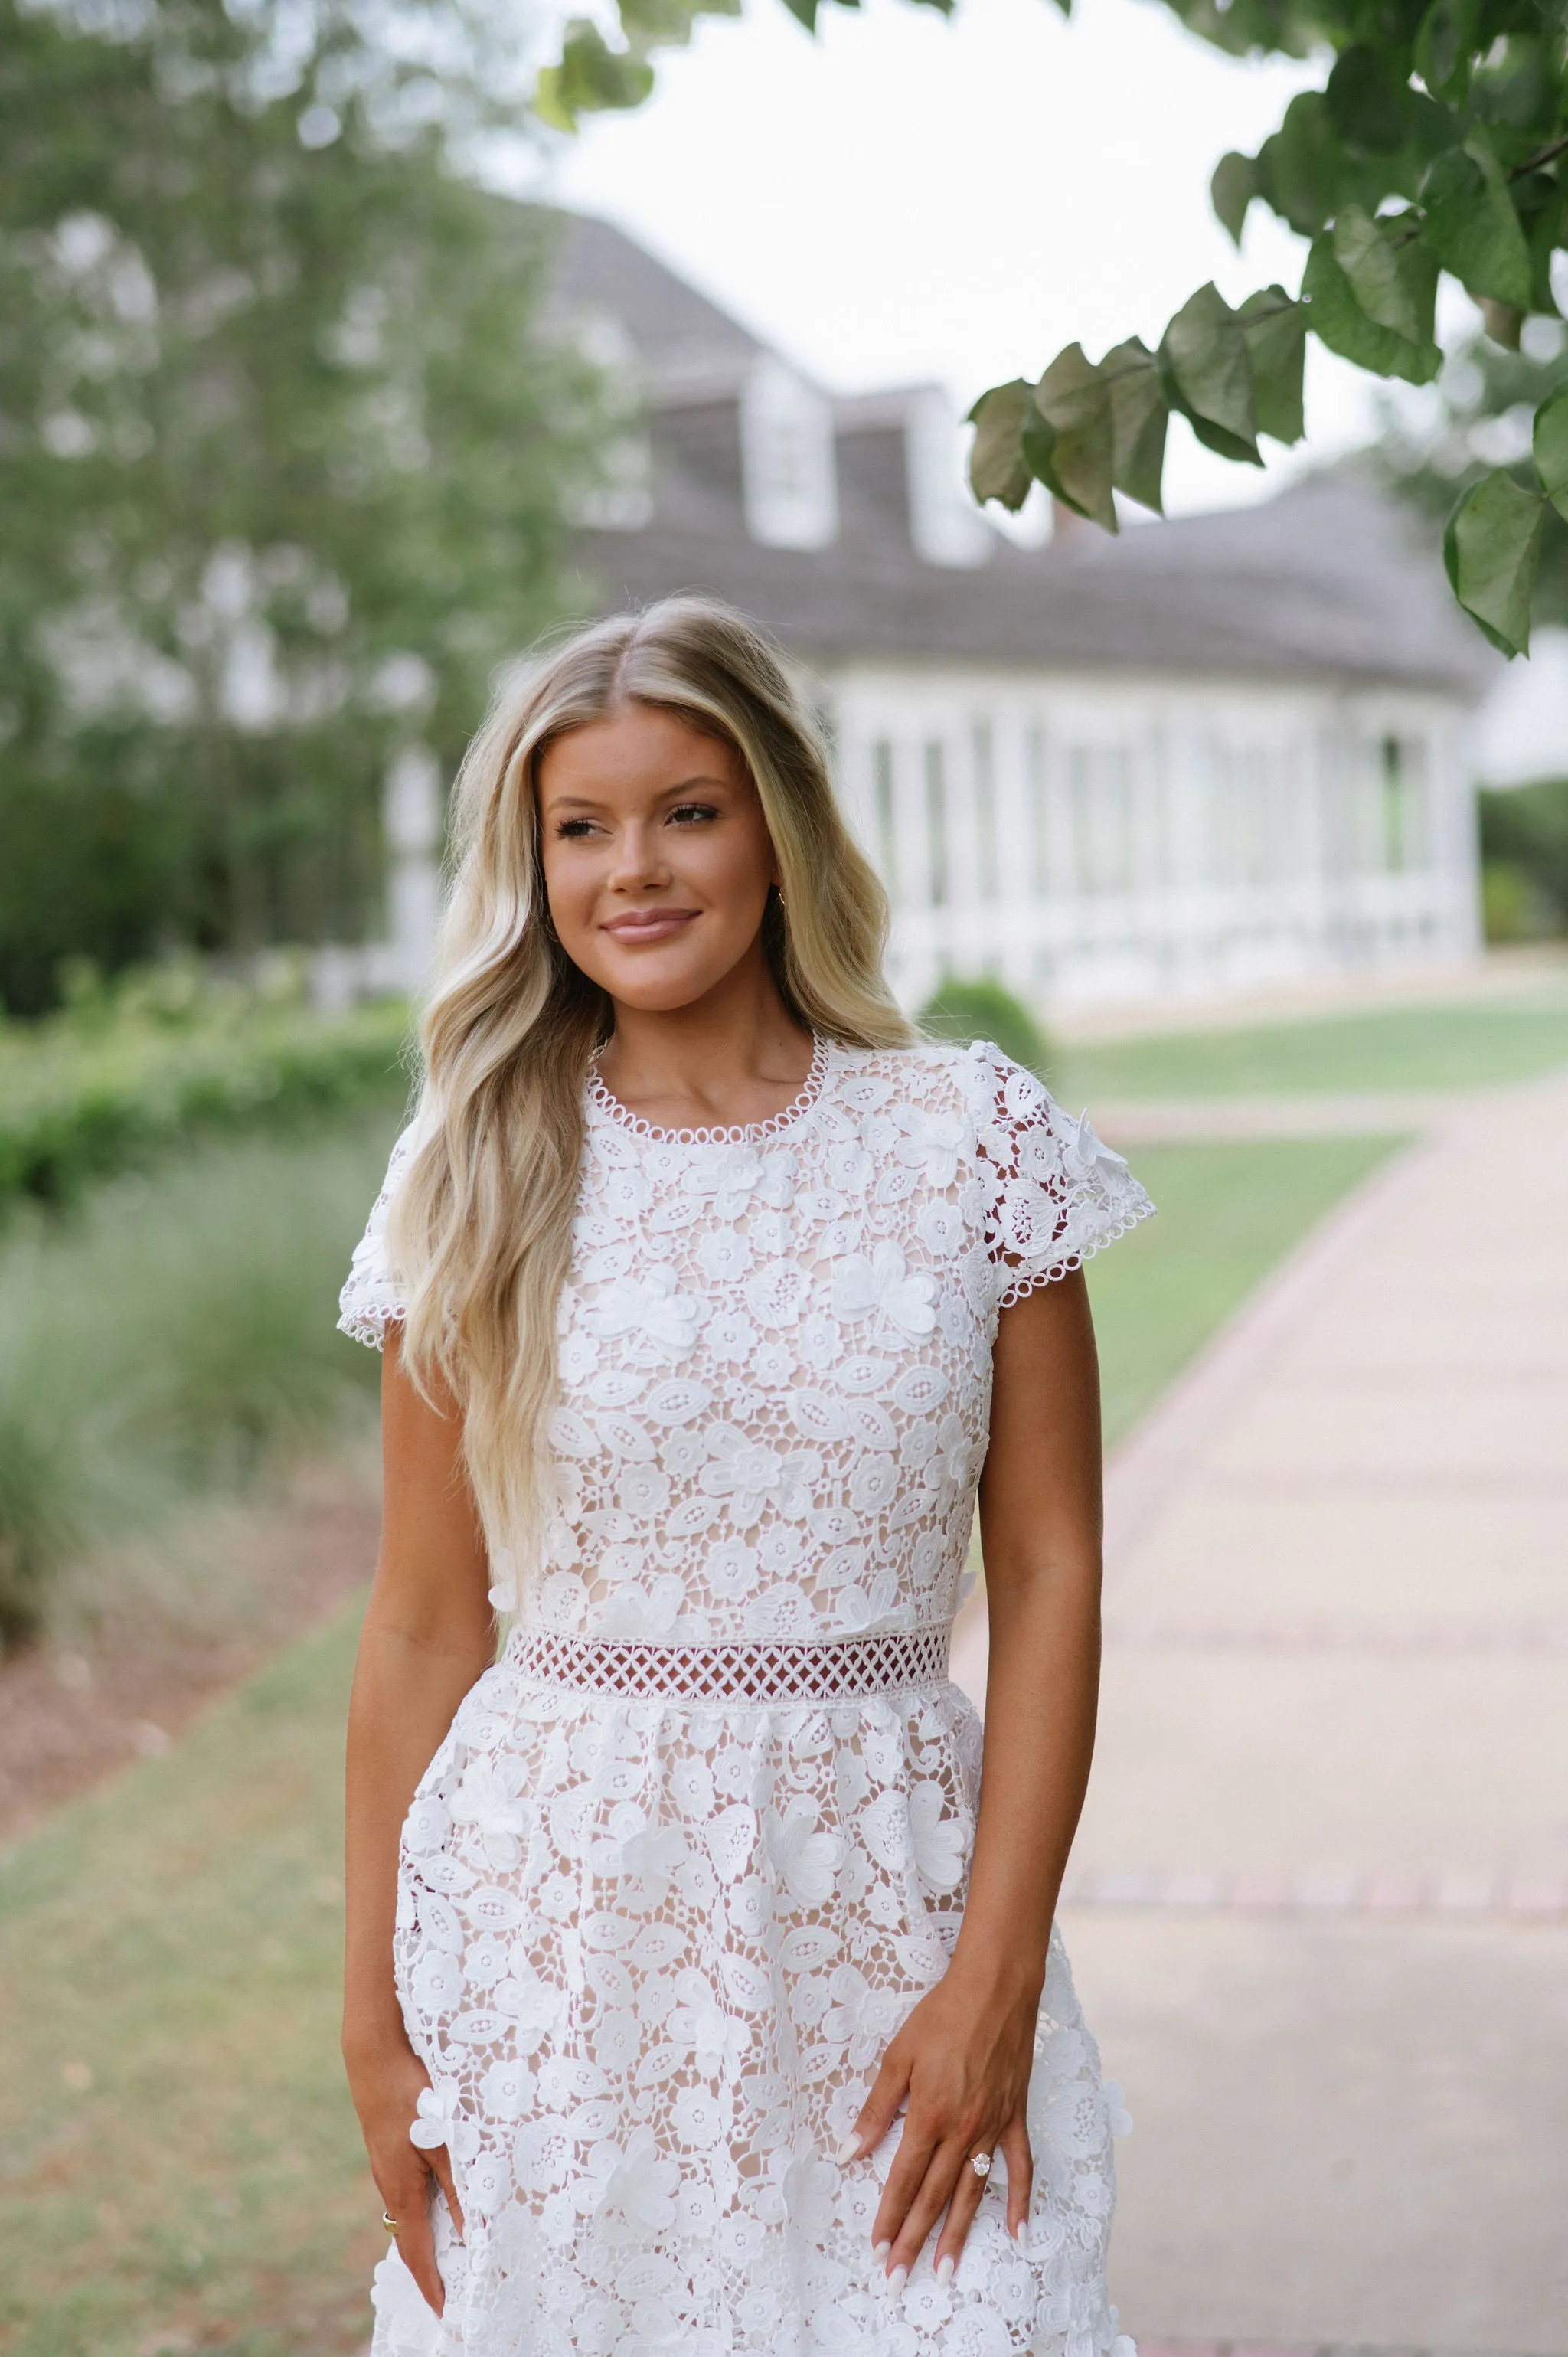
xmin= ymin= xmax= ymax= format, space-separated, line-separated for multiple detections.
xmin=0 ymin=982 xmax=413 ymax=1213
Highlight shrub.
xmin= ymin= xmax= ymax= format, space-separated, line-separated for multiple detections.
xmin=1478 ymin=780 xmax=1568 ymax=935
xmin=917 ymin=976 xmax=1054 ymax=1080
xmin=1480 ymin=861 xmax=1558 ymax=943
xmin=0 ymin=1110 xmax=401 ymax=1645
xmin=0 ymin=963 xmax=412 ymax=1214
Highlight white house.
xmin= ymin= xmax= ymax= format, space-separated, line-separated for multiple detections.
xmin=546 ymin=215 xmax=1494 ymax=1016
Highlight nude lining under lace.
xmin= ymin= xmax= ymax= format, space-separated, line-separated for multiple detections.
xmin=342 ymin=1042 xmax=1152 ymax=2357
xmin=586 ymin=1032 xmax=829 ymax=1146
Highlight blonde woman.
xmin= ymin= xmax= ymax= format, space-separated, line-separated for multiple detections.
xmin=338 ymin=597 xmax=1152 ymax=2357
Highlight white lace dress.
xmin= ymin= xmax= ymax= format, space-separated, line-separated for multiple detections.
xmin=339 ymin=1039 xmax=1152 ymax=2357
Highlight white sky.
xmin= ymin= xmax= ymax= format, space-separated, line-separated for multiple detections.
xmin=533 ymin=0 xmax=1387 ymax=517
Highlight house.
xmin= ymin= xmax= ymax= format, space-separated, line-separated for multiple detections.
xmin=550 ymin=212 xmax=1493 ymax=1017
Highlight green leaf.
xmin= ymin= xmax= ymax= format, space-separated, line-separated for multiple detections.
xmin=778 ymin=0 xmax=818 ymax=27
xmin=1416 ymin=0 xmax=1478 ymax=100
xmin=1419 ymin=140 xmax=1532 ymax=310
xmin=617 ymin=0 xmax=733 ymax=44
xmin=1302 ymin=231 xmax=1443 ymax=384
xmin=534 ymin=20 xmax=656 ymax=128
xmin=1443 ymin=470 xmax=1544 ymax=656
xmin=1028 ymin=344 xmax=1117 ymax=531
xmin=1532 ymin=388 xmax=1568 ymax=520
xmin=1511 ymin=170 xmax=1566 ymax=315
xmin=1211 ymin=152 xmax=1259 ymax=247
xmin=1237 ymin=288 xmax=1306 ymax=444
xmin=1101 ymin=337 xmax=1168 ymax=512
xmin=1161 ymin=283 xmax=1259 ymax=464
xmin=1255 ymin=92 xmax=1343 ymax=237
xmin=965 ymin=379 xmax=1034 ymax=512
xmin=1325 ymin=44 xmax=1406 ymax=155
xmin=1333 ymin=204 xmax=1438 ymax=345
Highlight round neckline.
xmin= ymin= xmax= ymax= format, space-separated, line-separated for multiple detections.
xmin=587 ymin=1033 xmax=830 ymax=1146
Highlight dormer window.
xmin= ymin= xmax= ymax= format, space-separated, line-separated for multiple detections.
xmin=740 ymin=356 xmax=838 ymax=550
xmin=905 ymin=387 xmax=992 ymax=570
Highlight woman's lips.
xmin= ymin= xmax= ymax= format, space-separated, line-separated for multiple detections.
xmin=600 ymin=908 xmax=700 ymax=943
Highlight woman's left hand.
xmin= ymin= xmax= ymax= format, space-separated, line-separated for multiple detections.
xmin=841 ymin=1960 xmax=1037 ymax=2283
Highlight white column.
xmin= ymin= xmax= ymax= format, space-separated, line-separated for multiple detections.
xmin=384 ymin=745 xmax=444 ymax=995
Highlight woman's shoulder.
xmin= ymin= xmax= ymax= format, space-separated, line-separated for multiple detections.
xmin=828 ymin=1035 xmax=1045 ymax=1116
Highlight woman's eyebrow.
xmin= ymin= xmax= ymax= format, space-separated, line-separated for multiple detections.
xmin=544 ymin=776 xmax=733 ymax=812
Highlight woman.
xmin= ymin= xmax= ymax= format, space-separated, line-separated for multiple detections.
xmin=339 ymin=597 xmax=1152 ymax=2357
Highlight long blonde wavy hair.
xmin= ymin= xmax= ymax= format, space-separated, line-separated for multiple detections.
xmin=388 ymin=594 xmax=914 ymax=1583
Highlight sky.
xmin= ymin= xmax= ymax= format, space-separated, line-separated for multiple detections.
xmin=529 ymin=0 xmax=1386 ymax=518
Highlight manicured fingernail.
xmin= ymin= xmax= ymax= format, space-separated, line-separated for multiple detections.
xmin=887 ymin=2265 xmax=908 ymax=2293
xmin=835 ymin=2136 xmax=860 ymax=2166
xmin=936 ymin=2254 xmax=955 ymax=2283
xmin=872 ymin=2242 xmax=890 ymax=2264
xmin=1013 ymin=2218 xmax=1031 ymax=2251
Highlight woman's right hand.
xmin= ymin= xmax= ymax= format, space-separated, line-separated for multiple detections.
xmin=345 ymin=2030 xmax=466 ymax=2319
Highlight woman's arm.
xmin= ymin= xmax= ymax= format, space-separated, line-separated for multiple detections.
xmin=343 ymin=1329 xmax=497 ymax=2317
xmin=844 ymin=1270 xmax=1104 ymax=2282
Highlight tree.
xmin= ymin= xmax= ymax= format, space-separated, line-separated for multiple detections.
xmin=0 ymin=0 xmax=612 ymax=1010
xmin=537 ymin=0 xmax=1568 ymax=661
xmin=1377 ymin=318 xmax=1568 ymax=616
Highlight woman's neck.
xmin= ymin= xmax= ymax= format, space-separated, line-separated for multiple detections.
xmin=596 ymin=958 xmax=814 ymax=1135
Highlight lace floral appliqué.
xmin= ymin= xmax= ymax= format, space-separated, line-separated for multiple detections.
xmin=340 ymin=1042 xmax=1150 ymax=2357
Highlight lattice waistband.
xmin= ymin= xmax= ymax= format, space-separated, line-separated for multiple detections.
xmin=505 ymin=1622 xmax=953 ymax=1703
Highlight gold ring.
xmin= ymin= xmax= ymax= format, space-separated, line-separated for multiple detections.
xmin=382 ymin=2211 xmax=399 ymax=2234
xmin=969 ymin=2151 xmax=992 ymax=2179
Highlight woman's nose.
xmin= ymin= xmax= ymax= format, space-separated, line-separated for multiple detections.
xmin=607 ymin=823 xmax=671 ymax=890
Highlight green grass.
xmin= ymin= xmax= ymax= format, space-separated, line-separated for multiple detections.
xmin=0 ymin=1128 xmax=1406 ymax=2354
xmin=1054 ymin=989 xmax=1568 ymax=1102
xmin=1088 ymin=1134 xmax=1404 ymax=1447
xmin=0 ymin=1612 xmax=381 ymax=2357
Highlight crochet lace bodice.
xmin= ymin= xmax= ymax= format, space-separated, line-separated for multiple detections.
xmin=340 ymin=1040 xmax=1152 ymax=1644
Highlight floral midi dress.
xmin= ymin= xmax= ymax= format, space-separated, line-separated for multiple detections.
xmin=338 ymin=1038 xmax=1152 ymax=2357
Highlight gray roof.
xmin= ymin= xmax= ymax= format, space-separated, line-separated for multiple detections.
xmin=552 ymin=214 xmax=1496 ymax=700
xmin=549 ymin=212 xmax=766 ymax=403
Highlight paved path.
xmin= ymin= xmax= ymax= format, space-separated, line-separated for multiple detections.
xmin=952 ymin=1070 xmax=1568 ymax=2355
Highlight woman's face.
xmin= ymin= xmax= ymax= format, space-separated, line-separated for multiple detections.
xmin=536 ymin=701 xmax=779 ymax=1014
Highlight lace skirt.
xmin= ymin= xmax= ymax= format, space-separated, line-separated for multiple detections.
xmin=368 ymin=1625 xmax=1132 ymax=2357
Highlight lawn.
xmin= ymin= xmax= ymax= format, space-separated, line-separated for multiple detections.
xmin=1088 ymin=1133 xmax=1402 ymax=1446
xmin=0 ymin=1129 xmax=1404 ymax=2355
xmin=1054 ymin=986 xmax=1568 ymax=1102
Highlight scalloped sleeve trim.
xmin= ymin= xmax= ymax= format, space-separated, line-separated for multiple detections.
xmin=963 ymin=1041 xmax=1155 ymax=1311
xmin=337 ymin=1121 xmax=419 ymax=1350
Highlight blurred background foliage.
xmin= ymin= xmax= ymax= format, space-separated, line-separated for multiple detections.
xmin=0 ymin=0 xmax=616 ymax=1014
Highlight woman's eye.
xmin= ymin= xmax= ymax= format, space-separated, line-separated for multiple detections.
xmin=668 ymin=803 xmax=718 ymax=826
xmin=556 ymin=817 xmax=598 ymax=839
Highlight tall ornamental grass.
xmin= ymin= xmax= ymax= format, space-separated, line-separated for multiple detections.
xmin=0 ymin=1107 xmax=404 ymax=1644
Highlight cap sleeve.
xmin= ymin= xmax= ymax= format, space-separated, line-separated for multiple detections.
xmin=338 ymin=1122 xmax=419 ymax=1349
xmin=966 ymin=1042 xmax=1154 ymax=1310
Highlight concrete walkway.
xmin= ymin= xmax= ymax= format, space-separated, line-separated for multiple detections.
xmin=952 ymin=1070 xmax=1568 ymax=2355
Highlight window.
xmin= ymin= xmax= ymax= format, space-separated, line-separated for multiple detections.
xmin=740 ymin=357 xmax=838 ymax=551
xmin=924 ymin=740 xmax=949 ymax=906
xmin=1380 ymin=734 xmax=1429 ymax=871
xmin=872 ymin=740 xmax=898 ymax=893
xmin=972 ymin=721 xmax=998 ymax=902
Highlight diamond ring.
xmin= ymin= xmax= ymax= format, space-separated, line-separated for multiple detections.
xmin=969 ymin=2151 xmax=992 ymax=2179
